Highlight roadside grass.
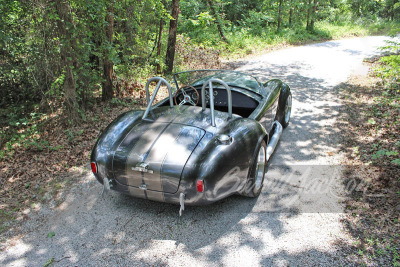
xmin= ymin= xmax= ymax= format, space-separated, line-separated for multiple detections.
xmin=337 ymin=48 xmax=400 ymax=266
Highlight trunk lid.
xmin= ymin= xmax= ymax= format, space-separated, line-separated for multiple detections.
xmin=112 ymin=121 xmax=205 ymax=193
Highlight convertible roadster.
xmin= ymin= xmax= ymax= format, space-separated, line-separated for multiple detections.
xmin=91 ymin=70 xmax=292 ymax=213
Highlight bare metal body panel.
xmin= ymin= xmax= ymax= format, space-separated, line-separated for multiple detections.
xmin=91 ymin=70 xmax=291 ymax=205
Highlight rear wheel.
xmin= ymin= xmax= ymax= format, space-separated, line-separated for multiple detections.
xmin=240 ymin=141 xmax=266 ymax=198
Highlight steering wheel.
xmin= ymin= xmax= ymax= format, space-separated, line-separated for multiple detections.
xmin=174 ymin=85 xmax=199 ymax=106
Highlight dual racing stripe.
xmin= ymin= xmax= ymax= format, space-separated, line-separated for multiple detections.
xmin=113 ymin=117 xmax=205 ymax=197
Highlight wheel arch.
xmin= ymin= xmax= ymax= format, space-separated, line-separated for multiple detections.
xmin=181 ymin=117 xmax=268 ymax=202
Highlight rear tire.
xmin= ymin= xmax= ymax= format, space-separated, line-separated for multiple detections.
xmin=240 ymin=141 xmax=266 ymax=198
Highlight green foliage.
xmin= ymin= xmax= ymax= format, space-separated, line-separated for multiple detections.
xmin=0 ymin=110 xmax=45 ymax=158
xmin=367 ymin=38 xmax=400 ymax=166
xmin=368 ymin=118 xmax=377 ymax=125
xmin=65 ymin=128 xmax=84 ymax=143
xmin=0 ymin=0 xmax=168 ymax=119
xmin=43 ymin=258 xmax=55 ymax=267
xmin=371 ymin=149 xmax=399 ymax=160
xmin=1 ymin=0 xmax=398 ymax=111
xmin=377 ymin=55 xmax=400 ymax=81
xmin=47 ymin=231 xmax=55 ymax=238
xmin=240 ymin=10 xmax=275 ymax=36
xmin=375 ymin=40 xmax=400 ymax=88
xmin=177 ymin=0 xmax=400 ymax=61
xmin=197 ymin=12 xmax=215 ymax=27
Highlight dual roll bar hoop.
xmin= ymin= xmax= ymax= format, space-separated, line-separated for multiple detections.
xmin=142 ymin=77 xmax=233 ymax=127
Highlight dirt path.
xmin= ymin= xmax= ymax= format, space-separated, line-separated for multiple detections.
xmin=0 ymin=36 xmax=389 ymax=266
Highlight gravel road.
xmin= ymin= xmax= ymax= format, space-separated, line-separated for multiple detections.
xmin=0 ymin=36 xmax=389 ymax=266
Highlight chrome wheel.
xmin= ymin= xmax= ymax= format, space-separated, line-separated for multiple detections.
xmin=284 ymin=94 xmax=292 ymax=124
xmin=254 ymin=145 xmax=266 ymax=191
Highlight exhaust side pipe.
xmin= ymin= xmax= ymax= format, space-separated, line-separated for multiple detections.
xmin=266 ymin=121 xmax=283 ymax=161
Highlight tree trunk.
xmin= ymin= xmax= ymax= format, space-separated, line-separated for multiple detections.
xmin=207 ymin=0 xmax=228 ymax=43
xmin=53 ymin=0 xmax=80 ymax=123
xmin=309 ymin=0 xmax=318 ymax=32
xmin=102 ymin=2 xmax=114 ymax=101
xmin=306 ymin=0 xmax=312 ymax=31
xmin=277 ymin=0 xmax=283 ymax=31
xmin=289 ymin=0 xmax=293 ymax=26
xmin=156 ymin=17 xmax=163 ymax=74
xmin=165 ymin=0 xmax=180 ymax=74
xmin=390 ymin=3 xmax=394 ymax=21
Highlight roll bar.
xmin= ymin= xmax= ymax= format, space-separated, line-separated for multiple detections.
xmin=201 ymin=78 xmax=232 ymax=127
xmin=142 ymin=77 xmax=174 ymax=121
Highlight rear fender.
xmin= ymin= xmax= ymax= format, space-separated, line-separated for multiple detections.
xmin=90 ymin=110 xmax=144 ymax=183
xmin=275 ymin=83 xmax=291 ymax=122
xmin=180 ymin=118 xmax=268 ymax=203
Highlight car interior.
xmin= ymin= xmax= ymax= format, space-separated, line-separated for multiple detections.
xmin=161 ymin=85 xmax=260 ymax=118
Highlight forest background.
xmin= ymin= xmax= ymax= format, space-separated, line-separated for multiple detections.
xmin=1 ymin=0 xmax=399 ymax=124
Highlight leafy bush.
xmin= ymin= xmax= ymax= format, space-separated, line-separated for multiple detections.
xmin=371 ymin=38 xmax=400 ymax=165
xmin=239 ymin=10 xmax=275 ymax=36
xmin=376 ymin=39 xmax=400 ymax=88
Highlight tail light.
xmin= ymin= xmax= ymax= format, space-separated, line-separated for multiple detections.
xmin=91 ymin=162 xmax=97 ymax=174
xmin=197 ymin=180 xmax=204 ymax=192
